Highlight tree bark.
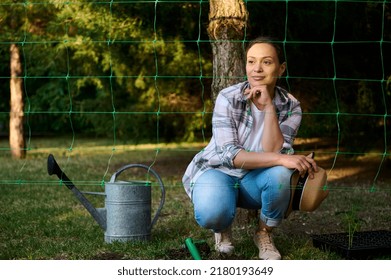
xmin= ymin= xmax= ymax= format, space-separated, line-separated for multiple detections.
xmin=208 ymin=0 xmax=248 ymax=101
xmin=9 ymin=43 xmax=25 ymax=159
xmin=207 ymin=1 xmax=257 ymax=225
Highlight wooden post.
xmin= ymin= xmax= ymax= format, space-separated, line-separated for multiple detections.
xmin=9 ymin=43 xmax=25 ymax=159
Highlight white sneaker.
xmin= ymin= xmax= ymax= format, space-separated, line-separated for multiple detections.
xmin=214 ymin=227 xmax=234 ymax=255
xmin=253 ymin=228 xmax=281 ymax=260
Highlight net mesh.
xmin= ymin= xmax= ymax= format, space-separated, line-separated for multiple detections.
xmin=0 ymin=0 xmax=390 ymax=193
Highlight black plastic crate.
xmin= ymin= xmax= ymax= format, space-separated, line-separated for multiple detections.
xmin=312 ymin=230 xmax=391 ymax=259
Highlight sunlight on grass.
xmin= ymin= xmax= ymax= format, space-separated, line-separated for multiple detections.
xmin=1 ymin=138 xmax=390 ymax=260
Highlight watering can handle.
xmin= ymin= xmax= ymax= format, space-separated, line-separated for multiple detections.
xmin=109 ymin=164 xmax=165 ymax=230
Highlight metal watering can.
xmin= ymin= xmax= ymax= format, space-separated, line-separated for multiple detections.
xmin=47 ymin=154 xmax=165 ymax=243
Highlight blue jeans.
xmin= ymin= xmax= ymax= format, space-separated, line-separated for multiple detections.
xmin=192 ymin=166 xmax=293 ymax=232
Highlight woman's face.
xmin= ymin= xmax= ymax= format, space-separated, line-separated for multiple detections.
xmin=246 ymin=43 xmax=286 ymax=89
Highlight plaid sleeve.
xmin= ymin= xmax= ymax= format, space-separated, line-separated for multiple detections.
xmin=279 ymin=96 xmax=302 ymax=153
xmin=211 ymin=92 xmax=244 ymax=168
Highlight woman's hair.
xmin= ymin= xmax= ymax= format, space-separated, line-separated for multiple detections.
xmin=245 ymin=36 xmax=285 ymax=64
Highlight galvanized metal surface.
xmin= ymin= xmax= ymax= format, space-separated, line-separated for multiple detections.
xmin=48 ymin=155 xmax=165 ymax=244
xmin=104 ymin=180 xmax=153 ymax=242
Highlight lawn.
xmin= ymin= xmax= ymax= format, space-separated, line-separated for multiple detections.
xmin=1 ymin=137 xmax=390 ymax=260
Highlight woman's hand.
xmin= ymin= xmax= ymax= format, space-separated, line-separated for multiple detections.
xmin=280 ymin=154 xmax=318 ymax=178
xmin=244 ymin=85 xmax=273 ymax=110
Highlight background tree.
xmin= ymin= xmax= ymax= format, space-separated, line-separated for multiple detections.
xmin=9 ymin=42 xmax=24 ymax=159
xmin=207 ymin=0 xmax=248 ymax=101
xmin=1 ymin=3 xmax=27 ymax=158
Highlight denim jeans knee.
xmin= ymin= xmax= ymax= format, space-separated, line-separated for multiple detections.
xmin=192 ymin=169 xmax=238 ymax=232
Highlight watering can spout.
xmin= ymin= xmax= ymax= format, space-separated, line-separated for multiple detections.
xmin=47 ymin=154 xmax=107 ymax=231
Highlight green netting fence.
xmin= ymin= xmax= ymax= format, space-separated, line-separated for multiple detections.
xmin=0 ymin=0 xmax=390 ymax=192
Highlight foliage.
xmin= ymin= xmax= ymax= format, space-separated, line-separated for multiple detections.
xmin=0 ymin=0 xmax=212 ymax=142
xmin=0 ymin=1 xmax=389 ymax=152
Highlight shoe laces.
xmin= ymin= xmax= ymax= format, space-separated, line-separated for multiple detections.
xmin=258 ymin=229 xmax=276 ymax=252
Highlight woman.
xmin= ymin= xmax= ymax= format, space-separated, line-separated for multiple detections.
xmin=182 ymin=37 xmax=318 ymax=260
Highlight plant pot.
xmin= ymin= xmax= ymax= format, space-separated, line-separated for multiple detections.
xmin=312 ymin=230 xmax=391 ymax=259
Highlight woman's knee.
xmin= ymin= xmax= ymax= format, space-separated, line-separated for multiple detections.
xmin=191 ymin=170 xmax=237 ymax=231
xmin=194 ymin=203 xmax=235 ymax=231
xmin=267 ymin=166 xmax=293 ymax=190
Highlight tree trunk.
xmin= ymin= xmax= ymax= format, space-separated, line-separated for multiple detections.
xmin=208 ymin=0 xmax=248 ymax=101
xmin=9 ymin=43 xmax=25 ymax=159
xmin=207 ymin=1 xmax=257 ymax=225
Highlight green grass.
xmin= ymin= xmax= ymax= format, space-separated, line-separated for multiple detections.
xmin=1 ymin=137 xmax=390 ymax=260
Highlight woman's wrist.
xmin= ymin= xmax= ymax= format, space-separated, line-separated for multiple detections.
xmin=257 ymin=103 xmax=275 ymax=112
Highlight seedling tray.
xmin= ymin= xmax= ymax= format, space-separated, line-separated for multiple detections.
xmin=312 ymin=230 xmax=391 ymax=259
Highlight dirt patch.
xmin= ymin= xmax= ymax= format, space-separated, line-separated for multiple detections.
xmin=165 ymin=242 xmax=211 ymax=260
xmin=92 ymin=251 xmax=125 ymax=260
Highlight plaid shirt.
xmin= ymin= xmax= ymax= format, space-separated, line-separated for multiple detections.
xmin=182 ymin=81 xmax=302 ymax=198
